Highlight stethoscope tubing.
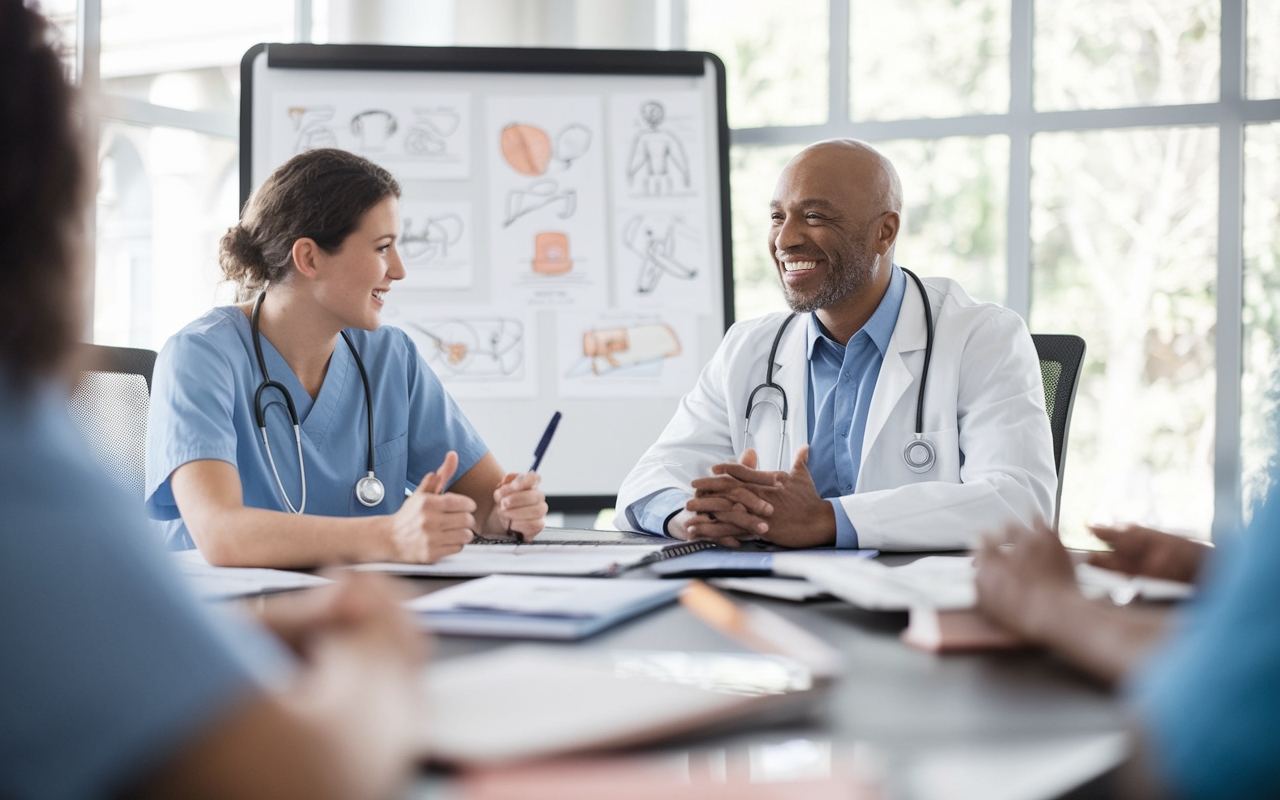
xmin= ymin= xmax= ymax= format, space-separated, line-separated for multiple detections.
xmin=250 ymin=292 xmax=383 ymax=513
xmin=745 ymin=266 xmax=936 ymax=474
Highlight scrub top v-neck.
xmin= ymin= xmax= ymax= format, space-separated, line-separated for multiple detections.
xmin=144 ymin=306 xmax=488 ymax=550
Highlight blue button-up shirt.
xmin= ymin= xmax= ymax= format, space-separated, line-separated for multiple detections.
xmin=806 ymin=264 xmax=906 ymax=548
xmin=625 ymin=265 xmax=906 ymax=545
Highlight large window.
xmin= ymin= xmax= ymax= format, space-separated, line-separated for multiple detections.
xmin=692 ymin=0 xmax=1280 ymax=544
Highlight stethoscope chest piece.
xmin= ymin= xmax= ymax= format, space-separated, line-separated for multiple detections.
xmin=355 ymin=472 xmax=386 ymax=507
xmin=903 ymin=435 xmax=936 ymax=474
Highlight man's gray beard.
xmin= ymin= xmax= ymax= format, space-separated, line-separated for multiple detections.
xmin=781 ymin=249 xmax=878 ymax=314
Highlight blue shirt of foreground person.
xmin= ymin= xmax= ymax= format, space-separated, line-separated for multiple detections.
xmin=0 ymin=374 xmax=284 ymax=797
xmin=1130 ymin=473 xmax=1280 ymax=798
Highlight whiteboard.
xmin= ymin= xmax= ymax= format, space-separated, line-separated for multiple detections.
xmin=241 ymin=44 xmax=732 ymax=509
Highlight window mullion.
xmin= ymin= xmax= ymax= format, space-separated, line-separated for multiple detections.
xmin=1214 ymin=0 xmax=1247 ymax=539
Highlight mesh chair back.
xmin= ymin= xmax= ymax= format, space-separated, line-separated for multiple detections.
xmin=1032 ymin=334 xmax=1086 ymax=530
xmin=67 ymin=345 xmax=158 ymax=504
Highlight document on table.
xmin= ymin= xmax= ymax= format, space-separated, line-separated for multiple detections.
xmin=775 ymin=554 xmax=1196 ymax=612
xmin=170 ymin=549 xmax=332 ymax=600
xmin=406 ymin=574 xmax=685 ymax=639
xmin=421 ymin=645 xmax=824 ymax=765
xmin=650 ymin=547 xmax=877 ymax=577
xmin=352 ymin=543 xmax=668 ymax=577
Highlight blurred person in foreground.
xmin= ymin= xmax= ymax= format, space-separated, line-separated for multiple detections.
xmin=0 ymin=3 xmax=425 ymax=797
xmin=976 ymin=503 xmax=1278 ymax=797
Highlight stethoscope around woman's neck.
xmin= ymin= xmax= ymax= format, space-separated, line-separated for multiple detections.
xmin=743 ymin=266 xmax=937 ymax=474
xmin=250 ymin=291 xmax=385 ymax=513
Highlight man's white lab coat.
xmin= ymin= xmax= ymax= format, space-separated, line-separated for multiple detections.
xmin=615 ymin=276 xmax=1058 ymax=551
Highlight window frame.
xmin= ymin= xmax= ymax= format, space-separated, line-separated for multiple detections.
xmin=704 ymin=0 xmax=1280 ymax=539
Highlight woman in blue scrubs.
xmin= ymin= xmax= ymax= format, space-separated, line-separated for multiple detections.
xmin=145 ymin=148 xmax=546 ymax=567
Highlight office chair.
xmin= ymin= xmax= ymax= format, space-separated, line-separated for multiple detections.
xmin=1031 ymin=334 xmax=1086 ymax=531
xmin=67 ymin=344 xmax=158 ymax=504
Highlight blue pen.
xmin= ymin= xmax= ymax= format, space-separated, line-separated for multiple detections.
xmin=509 ymin=411 xmax=561 ymax=542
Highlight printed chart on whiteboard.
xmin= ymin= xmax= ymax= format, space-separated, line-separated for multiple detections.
xmin=270 ymin=91 xmax=472 ymax=181
xmin=487 ymin=95 xmax=608 ymax=310
xmin=383 ymin=303 xmax=537 ymax=400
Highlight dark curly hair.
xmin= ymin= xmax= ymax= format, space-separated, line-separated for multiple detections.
xmin=221 ymin=148 xmax=400 ymax=301
xmin=0 ymin=0 xmax=88 ymax=382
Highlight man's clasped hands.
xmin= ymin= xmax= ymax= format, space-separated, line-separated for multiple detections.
xmin=668 ymin=446 xmax=838 ymax=548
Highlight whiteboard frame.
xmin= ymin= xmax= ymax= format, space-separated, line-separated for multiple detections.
xmin=238 ymin=43 xmax=734 ymax=512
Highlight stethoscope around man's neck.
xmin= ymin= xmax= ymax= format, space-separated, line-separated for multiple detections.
xmin=251 ymin=291 xmax=385 ymax=513
xmin=744 ymin=266 xmax=937 ymax=474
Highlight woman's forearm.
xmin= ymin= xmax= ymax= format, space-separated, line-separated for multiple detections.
xmin=172 ymin=459 xmax=394 ymax=568
xmin=191 ymin=506 xmax=393 ymax=569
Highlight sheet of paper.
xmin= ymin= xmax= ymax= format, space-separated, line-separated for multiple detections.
xmin=708 ymin=577 xmax=832 ymax=602
xmin=407 ymin=574 xmax=679 ymax=617
xmin=1074 ymin=563 xmax=1195 ymax=603
xmin=556 ymin=310 xmax=699 ymax=398
xmin=396 ymin=200 xmax=473 ymax=289
xmin=170 ymin=549 xmax=332 ymax=600
xmin=421 ymin=646 xmax=801 ymax=765
xmin=269 ymin=91 xmax=471 ymax=180
xmin=486 ymin=95 xmax=608 ymax=309
xmin=383 ymin=303 xmax=537 ymax=399
xmin=609 ymin=92 xmax=706 ymax=204
xmin=608 ymin=92 xmax=713 ymax=312
xmin=773 ymin=554 xmax=977 ymax=611
xmin=352 ymin=543 xmax=666 ymax=577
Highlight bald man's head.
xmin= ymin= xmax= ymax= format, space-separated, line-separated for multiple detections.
xmin=796 ymin=139 xmax=903 ymax=215
xmin=768 ymin=139 xmax=904 ymax=315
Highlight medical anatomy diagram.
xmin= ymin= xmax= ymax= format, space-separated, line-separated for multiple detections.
xmin=500 ymin=122 xmax=592 ymax=227
xmin=273 ymin=92 xmax=472 ymax=180
xmin=488 ymin=96 xmax=607 ymax=309
xmin=407 ymin=318 xmax=524 ymax=380
xmin=401 ymin=212 xmax=464 ymax=266
xmin=558 ymin=312 xmax=697 ymax=398
xmin=569 ymin=324 xmax=681 ymax=377
xmin=289 ymin=106 xmax=339 ymax=152
xmin=626 ymin=101 xmax=690 ymax=197
xmin=623 ymin=214 xmax=697 ymax=293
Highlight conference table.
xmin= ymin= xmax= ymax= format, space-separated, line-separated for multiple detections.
xmin=255 ymin=529 xmax=1130 ymax=800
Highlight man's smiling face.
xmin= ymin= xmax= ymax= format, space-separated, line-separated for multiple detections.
xmin=767 ymin=144 xmax=894 ymax=314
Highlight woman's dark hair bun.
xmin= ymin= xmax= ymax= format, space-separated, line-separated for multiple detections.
xmin=218 ymin=224 xmax=269 ymax=297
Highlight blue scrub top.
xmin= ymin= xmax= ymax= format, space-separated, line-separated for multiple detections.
xmin=145 ymin=306 xmax=489 ymax=549
xmin=1128 ymin=470 xmax=1280 ymax=798
xmin=0 ymin=373 xmax=287 ymax=799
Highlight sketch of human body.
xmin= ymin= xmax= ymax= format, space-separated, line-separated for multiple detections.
xmin=623 ymin=215 xmax=697 ymax=293
xmin=626 ymin=102 xmax=689 ymax=196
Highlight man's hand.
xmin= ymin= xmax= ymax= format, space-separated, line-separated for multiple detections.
xmin=485 ymin=472 xmax=548 ymax=540
xmin=386 ymin=451 xmax=475 ymax=563
xmin=974 ymin=521 xmax=1081 ymax=643
xmin=713 ymin=446 xmax=836 ymax=548
xmin=676 ymin=449 xmax=776 ymax=545
xmin=1086 ymin=523 xmax=1209 ymax=584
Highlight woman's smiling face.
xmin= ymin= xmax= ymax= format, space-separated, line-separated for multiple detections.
xmin=310 ymin=195 xmax=405 ymax=331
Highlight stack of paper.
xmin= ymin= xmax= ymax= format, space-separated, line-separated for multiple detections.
xmin=406 ymin=574 xmax=684 ymax=639
xmin=775 ymin=554 xmax=1196 ymax=613
xmin=650 ymin=547 xmax=877 ymax=578
xmin=170 ymin=549 xmax=332 ymax=600
xmin=353 ymin=543 xmax=667 ymax=578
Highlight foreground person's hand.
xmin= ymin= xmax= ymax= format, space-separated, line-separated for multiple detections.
xmin=1087 ymin=523 xmax=1210 ymax=584
xmin=974 ymin=521 xmax=1081 ymax=643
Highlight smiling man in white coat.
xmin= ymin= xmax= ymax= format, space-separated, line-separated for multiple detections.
xmin=615 ymin=139 xmax=1056 ymax=551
